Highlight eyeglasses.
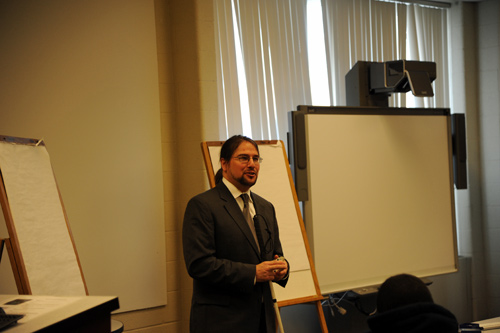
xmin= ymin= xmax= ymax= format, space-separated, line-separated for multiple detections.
xmin=233 ymin=155 xmax=263 ymax=165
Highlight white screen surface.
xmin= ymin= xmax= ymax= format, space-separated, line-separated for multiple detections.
xmin=301 ymin=112 xmax=458 ymax=294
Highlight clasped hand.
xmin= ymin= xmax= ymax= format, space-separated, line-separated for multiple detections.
xmin=256 ymin=255 xmax=288 ymax=282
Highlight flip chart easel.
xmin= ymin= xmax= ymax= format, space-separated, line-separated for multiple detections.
xmin=0 ymin=135 xmax=88 ymax=296
xmin=202 ymin=140 xmax=327 ymax=332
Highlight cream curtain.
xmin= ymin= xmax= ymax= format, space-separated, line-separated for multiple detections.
xmin=406 ymin=4 xmax=449 ymax=108
xmin=215 ymin=0 xmax=311 ymax=141
xmin=322 ymin=0 xmax=448 ymax=108
xmin=323 ymin=0 xmax=409 ymax=106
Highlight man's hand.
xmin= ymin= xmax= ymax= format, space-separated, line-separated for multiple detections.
xmin=256 ymin=255 xmax=288 ymax=282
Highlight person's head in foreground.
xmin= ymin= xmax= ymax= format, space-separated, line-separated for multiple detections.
xmin=367 ymin=273 xmax=459 ymax=333
xmin=376 ymin=273 xmax=434 ymax=313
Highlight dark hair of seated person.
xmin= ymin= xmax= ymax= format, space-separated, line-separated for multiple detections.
xmin=376 ymin=273 xmax=434 ymax=313
xmin=368 ymin=274 xmax=459 ymax=333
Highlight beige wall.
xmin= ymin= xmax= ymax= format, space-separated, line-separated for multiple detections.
xmin=0 ymin=0 xmax=167 ymax=317
xmin=113 ymin=0 xmax=218 ymax=331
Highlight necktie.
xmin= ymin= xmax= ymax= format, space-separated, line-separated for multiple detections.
xmin=240 ymin=194 xmax=260 ymax=253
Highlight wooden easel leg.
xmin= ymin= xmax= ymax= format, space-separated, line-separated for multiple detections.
xmin=316 ymin=300 xmax=329 ymax=333
xmin=1 ymin=238 xmax=29 ymax=294
xmin=0 ymin=238 xmax=5 ymax=263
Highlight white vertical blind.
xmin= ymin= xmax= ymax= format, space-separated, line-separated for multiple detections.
xmin=406 ymin=4 xmax=449 ymax=108
xmin=322 ymin=0 xmax=409 ymax=106
xmin=215 ymin=0 xmax=243 ymax=138
xmin=215 ymin=0 xmax=311 ymax=141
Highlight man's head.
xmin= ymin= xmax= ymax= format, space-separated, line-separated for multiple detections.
xmin=219 ymin=135 xmax=261 ymax=192
xmin=376 ymin=273 xmax=434 ymax=313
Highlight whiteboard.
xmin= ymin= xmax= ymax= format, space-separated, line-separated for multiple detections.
xmin=203 ymin=141 xmax=322 ymax=305
xmin=289 ymin=107 xmax=458 ymax=295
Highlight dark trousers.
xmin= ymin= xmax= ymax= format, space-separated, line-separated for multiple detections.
xmin=259 ymin=305 xmax=267 ymax=333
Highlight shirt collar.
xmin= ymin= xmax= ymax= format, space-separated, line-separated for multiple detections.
xmin=222 ymin=177 xmax=252 ymax=202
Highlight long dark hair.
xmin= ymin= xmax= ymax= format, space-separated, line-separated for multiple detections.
xmin=215 ymin=135 xmax=259 ymax=184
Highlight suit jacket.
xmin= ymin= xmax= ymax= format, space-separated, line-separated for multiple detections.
xmin=182 ymin=181 xmax=288 ymax=333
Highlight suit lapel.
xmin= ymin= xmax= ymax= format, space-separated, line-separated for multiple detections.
xmin=216 ymin=183 xmax=261 ymax=258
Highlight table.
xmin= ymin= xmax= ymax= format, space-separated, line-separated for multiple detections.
xmin=0 ymin=295 xmax=119 ymax=332
xmin=474 ymin=317 xmax=500 ymax=332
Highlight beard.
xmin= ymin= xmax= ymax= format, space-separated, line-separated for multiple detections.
xmin=235 ymin=170 xmax=258 ymax=188
xmin=223 ymin=164 xmax=259 ymax=191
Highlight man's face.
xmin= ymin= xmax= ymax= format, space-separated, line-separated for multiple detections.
xmin=221 ymin=141 xmax=260 ymax=192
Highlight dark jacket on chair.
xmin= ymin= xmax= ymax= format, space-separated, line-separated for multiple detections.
xmin=367 ymin=302 xmax=459 ymax=333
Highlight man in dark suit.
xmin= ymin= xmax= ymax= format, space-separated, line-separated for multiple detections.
xmin=182 ymin=135 xmax=289 ymax=333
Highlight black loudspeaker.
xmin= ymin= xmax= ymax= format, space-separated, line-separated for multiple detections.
xmin=451 ymin=113 xmax=467 ymax=189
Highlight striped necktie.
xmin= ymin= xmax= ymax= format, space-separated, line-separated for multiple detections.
xmin=240 ymin=193 xmax=260 ymax=252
